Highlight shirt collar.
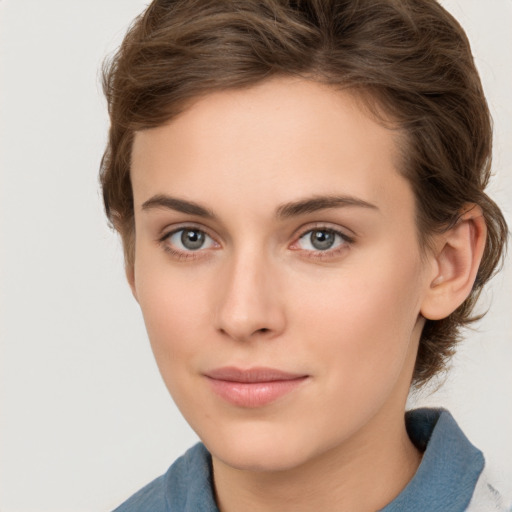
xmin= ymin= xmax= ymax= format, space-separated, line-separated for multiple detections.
xmin=380 ymin=408 xmax=484 ymax=512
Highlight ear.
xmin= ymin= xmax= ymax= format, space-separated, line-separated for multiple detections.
xmin=125 ymin=264 xmax=139 ymax=302
xmin=420 ymin=205 xmax=487 ymax=320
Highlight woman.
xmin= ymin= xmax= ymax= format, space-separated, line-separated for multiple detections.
xmin=101 ymin=1 xmax=508 ymax=510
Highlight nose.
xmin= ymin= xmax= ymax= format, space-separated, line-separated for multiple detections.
xmin=213 ymin=249 xmax=286 ymax=342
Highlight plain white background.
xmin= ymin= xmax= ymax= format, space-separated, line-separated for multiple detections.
xmin=0 ymin=1 xmax=510 ymax=511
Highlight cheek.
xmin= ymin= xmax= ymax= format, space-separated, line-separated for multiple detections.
xmin=134 ymin=260 xmax=211 ymax=368
xmin=291 ymin=251 xmax=424 ymax=382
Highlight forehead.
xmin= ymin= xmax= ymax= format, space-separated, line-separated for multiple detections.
xmin=130 ymin=77 xmax=413 ymax=220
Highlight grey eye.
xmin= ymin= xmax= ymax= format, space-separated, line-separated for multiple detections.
xmin=297 ymin=229 xmax=347 ymax=252
xmin=181 ymin=229 xmax=205 ymax=250
xmin=310 ymin=230 xmax=336 ymax=250
xmin=168 ymin=228 xmax=215 ymax=251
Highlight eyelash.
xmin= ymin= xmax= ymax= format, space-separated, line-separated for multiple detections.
xmin=158 ymin=224 xmax=354 ymax=261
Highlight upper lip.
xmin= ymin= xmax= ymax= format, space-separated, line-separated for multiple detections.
xmin=204 ymin=366 xmax=307 ymax=383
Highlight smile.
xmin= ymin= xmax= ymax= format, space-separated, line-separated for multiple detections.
xmin=204 ymin=367 xmax=309 ymax=408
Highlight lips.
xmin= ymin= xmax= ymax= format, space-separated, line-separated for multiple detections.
xmin=204 ymin=367 xmax=308 ymax=408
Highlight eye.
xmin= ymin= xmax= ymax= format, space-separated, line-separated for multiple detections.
xmin=166 ymin=228 xmax=217 ymax=252
xmin=295 ymin=228 xmax=349 ymax=252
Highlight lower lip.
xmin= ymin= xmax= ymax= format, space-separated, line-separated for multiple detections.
xmin=206 ymin=377 xmax=308 ymax=408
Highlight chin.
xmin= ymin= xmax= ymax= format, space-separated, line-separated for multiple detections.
xmin=201 ymin=422 xmax=324 ymax=473
xmin=213 ymin=444 xmax=309 ymax=473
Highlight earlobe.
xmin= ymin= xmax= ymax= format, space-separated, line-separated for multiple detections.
xmin=126 ymin=265 xmax=139 ymax=302
xmin=420 ymin=205 xmax=487 ymax=321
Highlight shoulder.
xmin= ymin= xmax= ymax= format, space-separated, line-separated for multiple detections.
xmin=112 ymin=473 xmax=167 ymax=512
xmin=114 ymin=475 xmax=168 ymax=512
xmin=112 ymin=443 xmax=217 ymax=512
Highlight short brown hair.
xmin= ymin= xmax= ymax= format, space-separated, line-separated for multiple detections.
xmin=100 ymin=0 xmax=508 ymax=386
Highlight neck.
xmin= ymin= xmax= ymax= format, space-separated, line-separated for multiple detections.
xmin=212 ymin=408 xmax=422 ymax=512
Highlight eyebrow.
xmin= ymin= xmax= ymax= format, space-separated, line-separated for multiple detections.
xmin=141 ymin=193 xmax=378 ymax=219
xmin=141 ymin=195 xmax=214 ymax=218
xmin=276 ymin=195 xmax=379 ymax=218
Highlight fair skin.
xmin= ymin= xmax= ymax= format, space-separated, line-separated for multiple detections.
xmin=128 ymin=77 xmax=486 ymax=512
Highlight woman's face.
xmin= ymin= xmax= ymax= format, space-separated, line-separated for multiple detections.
xmin=130 ymin=78 xmax=435 ymax=472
